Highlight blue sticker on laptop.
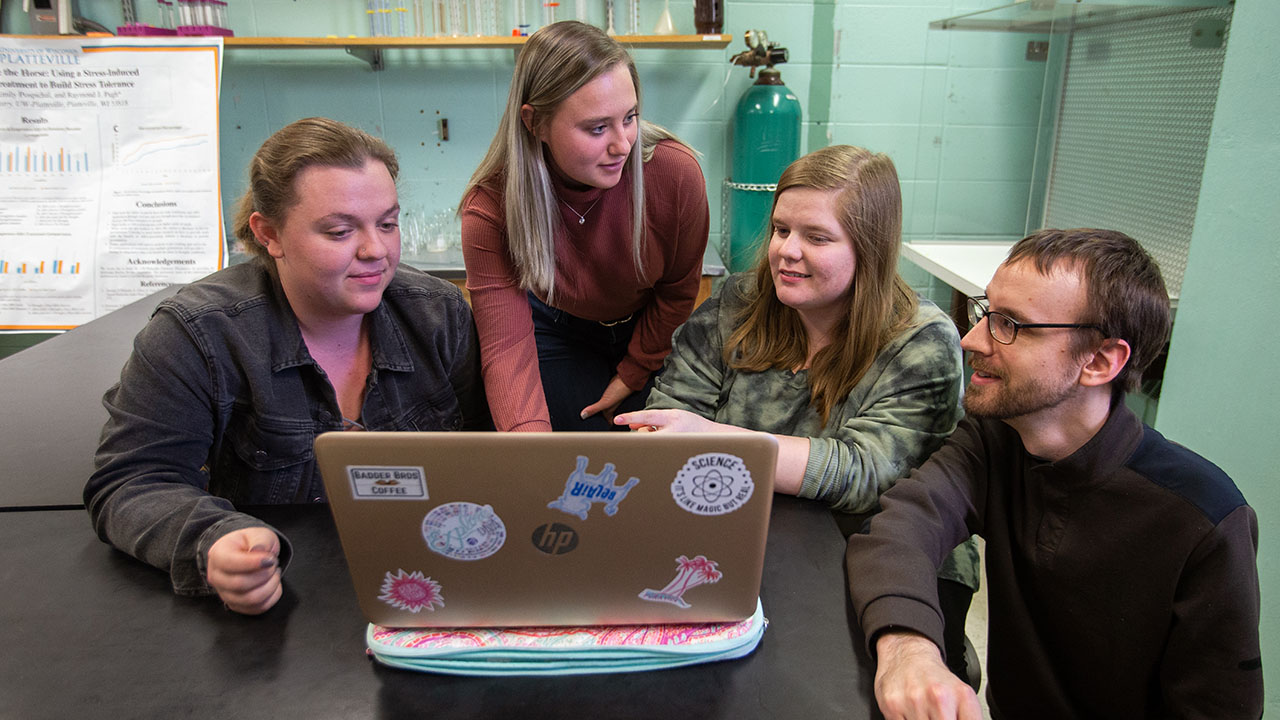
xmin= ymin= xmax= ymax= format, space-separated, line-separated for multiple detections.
xmin=547 ymin=455 xmax=639 ymax=520
xmin=670 ymin=453 xmax=754 ymax=516
xmin=638 ymin=555 xmax=723 ymax=608
xmin=378 ymin=569 xmax=445 ymax=612
xmin=423 ymin=502 xmax=506 ymax=561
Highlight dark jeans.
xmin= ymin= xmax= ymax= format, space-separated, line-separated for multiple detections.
xmin=528 ymin=292 xmax=654 ymax=431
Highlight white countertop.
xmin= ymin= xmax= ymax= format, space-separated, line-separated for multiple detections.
xmin=902 ymin=240 xmax=1177 ymax=308
xmin=901 ymin=241 xmax=1014 ymax=298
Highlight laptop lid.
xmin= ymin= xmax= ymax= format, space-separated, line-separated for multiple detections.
xmin=315 ymin=431 xmax=777 ymax=628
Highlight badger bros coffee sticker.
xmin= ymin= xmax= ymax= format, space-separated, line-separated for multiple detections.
xmin=347 ymin=466 xmax=427 ymax=500
xmin=422 ymin=502 xmax=506 ymax=561
xmin=670 ymin=453 xmax=754 ymax=516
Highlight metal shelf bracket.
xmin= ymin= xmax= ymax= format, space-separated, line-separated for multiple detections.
xmin=345 ymin=46 xmax=384 ymax=71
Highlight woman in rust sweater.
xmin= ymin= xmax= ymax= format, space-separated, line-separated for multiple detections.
xmin=460 ymin=21 xmax=709 ymax=431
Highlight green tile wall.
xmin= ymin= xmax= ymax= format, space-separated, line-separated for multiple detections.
xmin=2 ymin=0 xmax=1042 ymax=316
xmin=1155 ymin=1 xmax=1280 ymax=709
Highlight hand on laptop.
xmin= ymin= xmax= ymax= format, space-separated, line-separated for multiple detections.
xmin=874 ymin=631 xmax=982 ymax=720
xmin=614 ymin=409 xmax=738 ymax=434
xmin=207 ymin=527 xmax=283 ymax=615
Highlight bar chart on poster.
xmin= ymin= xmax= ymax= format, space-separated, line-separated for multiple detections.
xmin=0 ymin=37 xmax=224 ymax=331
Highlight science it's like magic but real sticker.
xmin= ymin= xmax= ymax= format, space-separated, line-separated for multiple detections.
xmin=378 ymin=569 xmax=445 ymax=612
xmin=422 ymin=502 xmax=506 ymax=561
xmin=670 ymin=453 xmax=754 ymax=515
xmin=348 ymin=466 xmax=428 ymax=500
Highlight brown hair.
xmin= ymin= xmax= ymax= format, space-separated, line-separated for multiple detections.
xmin=1006 ymin=228 xmax=1170 ymax=393
xmin=232 ymin=117 xmax=399 ymax=267
xmin=726 ymin=145 xmax=919 ymax=425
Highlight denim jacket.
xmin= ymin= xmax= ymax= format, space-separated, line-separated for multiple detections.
xmin=85 ymin=262 xmax=490 ymax=595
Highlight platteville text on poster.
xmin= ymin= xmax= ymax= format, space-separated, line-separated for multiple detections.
xmin=0 ymin=36 xmax=224 ymax=332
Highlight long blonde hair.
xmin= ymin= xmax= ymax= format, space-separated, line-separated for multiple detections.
xmin=726 ymin=145 xmax=919 ymax=425
xmin=461 ymin=20 xmax=682 ymax=301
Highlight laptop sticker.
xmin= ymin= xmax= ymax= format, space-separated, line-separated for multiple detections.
xmin=347 ymin=466 xmax=428 ymax=500
xmin=638 ymin=555 xmax=723 ymax=608
xmin=378 ymin=569 xmax=445 ymax=613
xmin=531 ymin=522 xmax=580 ymax=555
xmin=670 ymin=453 xmax=755 ymax=516
xmin=423 ymin=502 xmax=507 ymax=561
xmin=547 ymin=455 xmax=640 ymax=521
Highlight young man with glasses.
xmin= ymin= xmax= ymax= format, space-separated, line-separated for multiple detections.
xmin=846 ymin=228 xmax=1261 ymax=719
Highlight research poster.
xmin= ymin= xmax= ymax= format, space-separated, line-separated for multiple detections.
xmin=0 ymin=37 xmax=223 ymax=331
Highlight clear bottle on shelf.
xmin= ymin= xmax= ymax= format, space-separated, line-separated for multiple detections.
xmin=480 ymin=0 xmax=498 ymax=35
xmin=432 ymin=0 xmax=448 ymax=36
xmin=447 ymin=0 xmax=466 ymax=37
xmin=211 ymin=0 xmax=228 ymax=30
xmin=511 ymin=0 xmax=528 ymax=35
xmin=157 ymin=0 xmax=174 ymax=29
xmin=412 ymin=0 xmax=427 ymax=35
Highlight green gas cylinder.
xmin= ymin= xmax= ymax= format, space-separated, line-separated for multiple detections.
xmin=725 ymin=67 xmax=802 ymax=273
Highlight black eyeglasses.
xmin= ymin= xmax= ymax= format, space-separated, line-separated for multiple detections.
xmin=966 ymin=296 xmax=1105 ymax=345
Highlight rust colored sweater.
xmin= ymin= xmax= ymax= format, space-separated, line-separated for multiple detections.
xmin=461 ymin=140 xmax=709 ymax=431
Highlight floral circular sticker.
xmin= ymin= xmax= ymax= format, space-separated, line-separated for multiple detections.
xmin=422 ymin=501 xmax=506 ymax=561
xmin=670 ymin=453 xmax=754 ymax=515
xmin=378 ymin=569 xmax=445 ymax=612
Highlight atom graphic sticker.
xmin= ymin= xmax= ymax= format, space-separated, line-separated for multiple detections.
xmin=670 ymin=453 xmax=755 ymax=516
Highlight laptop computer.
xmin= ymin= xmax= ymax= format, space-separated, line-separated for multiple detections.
xmin=315 ymin=431 xmax=777 ymax=628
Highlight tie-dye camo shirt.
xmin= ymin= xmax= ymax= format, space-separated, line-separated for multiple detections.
xmin=648 ymin=273 xmax=979 ymax=588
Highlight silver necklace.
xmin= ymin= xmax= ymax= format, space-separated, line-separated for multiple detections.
xmin=560 ymin=196 xmax=601 ymax=225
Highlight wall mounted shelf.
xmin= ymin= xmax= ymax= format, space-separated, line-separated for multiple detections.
xmin=1 ymin=34 xmax=731 ymax=70
xmin=224 ymin=34 xmax=732 ymax=70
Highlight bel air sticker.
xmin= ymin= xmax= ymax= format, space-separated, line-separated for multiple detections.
xmin=348 ymin=466 xmax=428 ymax=500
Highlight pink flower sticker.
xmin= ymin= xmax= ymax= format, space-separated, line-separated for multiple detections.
xmin=378 ymin=569 xmax=445 ymax=613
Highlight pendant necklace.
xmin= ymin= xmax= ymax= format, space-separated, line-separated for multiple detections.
xmin=560 ymin=196 xmax=601 ymax=225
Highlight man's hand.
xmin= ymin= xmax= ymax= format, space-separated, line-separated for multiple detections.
xmin=206 ymin=527 xmax=283 ymax=615
xmin=874 ymin=631 xmax=983 ymax=720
